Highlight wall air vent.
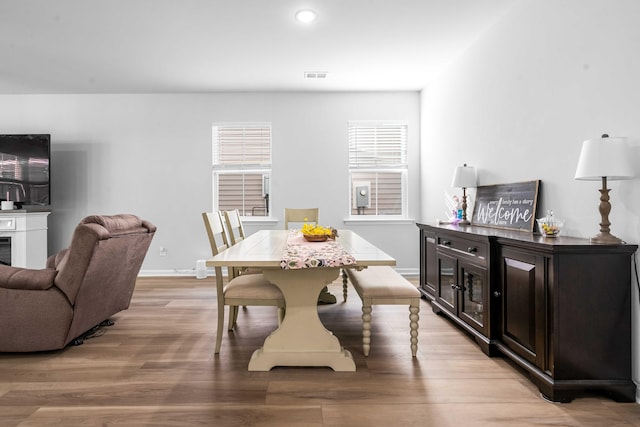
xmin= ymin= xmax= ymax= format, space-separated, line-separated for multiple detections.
xmin=304 ymin=71 xmax=328 ymax=79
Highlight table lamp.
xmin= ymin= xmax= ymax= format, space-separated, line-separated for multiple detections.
xmin=451 ymin=163 xmax=477 ymax=225
xmin=574 ymin=134 xmax=634 ymax=244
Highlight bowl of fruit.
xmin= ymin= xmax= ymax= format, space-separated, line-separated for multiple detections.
xmin=536 ymin=210 xmax=563 ymax=238
xmin=301 ymin=222 xmax=337 ymax=242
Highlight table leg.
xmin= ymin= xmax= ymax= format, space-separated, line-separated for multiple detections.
xmin=248 ymin=268 xmax=355 ymax=371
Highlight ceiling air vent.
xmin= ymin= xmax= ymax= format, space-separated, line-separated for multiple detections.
xmin=304 ymin=71 xmax=328 ymax=79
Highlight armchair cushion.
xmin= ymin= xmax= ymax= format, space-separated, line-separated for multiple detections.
xmin=0 ymin=266 xmax=58 ymax=291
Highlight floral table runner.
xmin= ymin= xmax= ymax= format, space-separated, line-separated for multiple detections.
xmin=280 ymin=230 xmax=357 ymax=269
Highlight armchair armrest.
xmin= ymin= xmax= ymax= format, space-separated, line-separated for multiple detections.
xmin=0 ymin=265 xmax=58 ymax=291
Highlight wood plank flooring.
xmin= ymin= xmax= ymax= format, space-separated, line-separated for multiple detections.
xmin=1 ymin=276 xmax=639 ymax=426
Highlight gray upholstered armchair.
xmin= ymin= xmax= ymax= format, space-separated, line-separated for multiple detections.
xmin=0 ymin=214 xmax=155 ymax=352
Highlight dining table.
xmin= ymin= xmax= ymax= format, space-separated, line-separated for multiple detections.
xmin=206 ymin=229 xmax=395 ymax=371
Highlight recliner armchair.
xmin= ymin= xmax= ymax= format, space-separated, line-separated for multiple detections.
xmin=0 ymin=214 xmax=155 ymax=352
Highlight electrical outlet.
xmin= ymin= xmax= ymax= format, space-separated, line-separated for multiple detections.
xmin=159 ymin=246 xmax=167 ymax=256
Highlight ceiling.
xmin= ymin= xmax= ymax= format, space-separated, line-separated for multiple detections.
xmin=0 ymin=0 xmax=514 ymax=94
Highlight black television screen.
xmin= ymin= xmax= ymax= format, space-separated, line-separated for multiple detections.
xmin=0 ymin=134 xmax=50 ymax=207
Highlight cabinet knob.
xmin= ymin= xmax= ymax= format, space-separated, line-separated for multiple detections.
xmin=467 ymin=247 xmax=478 ymax=254
xmin=493 ymin=291 xmax=501 ymax=298
xmin=442 ymin=240 xmax=452 ymax=246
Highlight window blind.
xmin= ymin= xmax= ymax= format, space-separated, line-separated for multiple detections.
xmin=348 ymin=122 xmax=407 ymax=168
xmin=213 ymin=124 xmax=271 ymax=168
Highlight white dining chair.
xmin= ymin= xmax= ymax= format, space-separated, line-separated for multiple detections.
xmin=202 ymin=211 xmax=285 ymax=354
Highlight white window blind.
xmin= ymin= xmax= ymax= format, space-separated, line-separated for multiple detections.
xmin=213 ymin=124 xmax=271 ymax=169
xmin=348 ymin=123 xmax=407 ymax=168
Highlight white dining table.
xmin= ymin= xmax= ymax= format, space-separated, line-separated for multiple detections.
xmin=206 ymin=229 xmax=395 ymax=371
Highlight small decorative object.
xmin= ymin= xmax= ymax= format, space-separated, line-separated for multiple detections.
xmin=301 ymin=222 xmax=337 ymax=242
xmin=441 ymin=192 xmax=461 ymax=224
xmin=537 ymin=210 xmax=563 ymax=238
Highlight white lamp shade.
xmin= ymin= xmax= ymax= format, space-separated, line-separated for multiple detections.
xmin=574 ymin=136 xmax=634 ymax=181
xmin=451 ymin=165 xmax=477 ymax=188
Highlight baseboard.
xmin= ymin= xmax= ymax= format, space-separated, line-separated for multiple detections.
xmin=138 ymin=269 xmax=207 ymax=277
xmin=395 ymin=267 xmax=419 ymax=277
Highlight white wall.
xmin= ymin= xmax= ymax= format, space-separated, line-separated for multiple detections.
xmin=420 ymin=0 xmax=640 ymax=402
xmin=0 ymin=91 xmax=420 ymax=274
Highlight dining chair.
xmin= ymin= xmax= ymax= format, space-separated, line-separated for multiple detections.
xmin=223 ymin=209 xmax=262 ymax=278
xmin=202 ymin=211 xmax=285 ymax=354
xmin=284 ymin=207 xmax=319 ymax=230
xmin=283 ymin=207 xmax=336 ymax=304
xmin=223 ymin=209 xmax=246 ymax=245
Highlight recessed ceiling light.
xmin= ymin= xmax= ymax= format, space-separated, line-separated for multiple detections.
xmin=295 ymin=9 xmax=318 ymax=23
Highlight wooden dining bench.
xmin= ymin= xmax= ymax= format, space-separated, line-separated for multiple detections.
xmin=342 ymin=266 xmax=420 ymax=357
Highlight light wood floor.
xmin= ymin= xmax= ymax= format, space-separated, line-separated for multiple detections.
xmin=1 ymin=276 xmax=639 ymax=427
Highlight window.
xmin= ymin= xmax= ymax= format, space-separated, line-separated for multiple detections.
xmin=212 ymin=123 xmax=271 ymax=217
xmin=348 ymin=121 xmax=408 ymax=217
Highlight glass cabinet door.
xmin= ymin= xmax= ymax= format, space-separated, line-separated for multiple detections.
xmin=459 ymin=261 xmax=487 ymax=334
xmin=437 ymin=253 xmax=457 ymax=312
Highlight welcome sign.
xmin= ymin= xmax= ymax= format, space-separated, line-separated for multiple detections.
xmin=471 ymin=181 xmax=540 ymax=232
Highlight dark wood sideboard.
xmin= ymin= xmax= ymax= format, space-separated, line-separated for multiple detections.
xmin=418 ymin=222 xmax=638 ymax=403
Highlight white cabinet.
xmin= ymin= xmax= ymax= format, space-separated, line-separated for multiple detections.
xmin=0 ymin=211 xmax=50 ymax=268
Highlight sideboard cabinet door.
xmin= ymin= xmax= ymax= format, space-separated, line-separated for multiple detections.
xmin=419 ymin=227 xmax=437 ymax=299
xmin=498 ymin=246 xmax=548 ymax=372
xmin=458 ymin=259 xmax=489 ymax=337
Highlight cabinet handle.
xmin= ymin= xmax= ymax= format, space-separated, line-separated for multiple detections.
xmin=493 ymin=291 xmax=501 ymax=298
xmin=467 ymin=247 xmax=478 ymax=254
xmin=442 ymin=240 xmax=452 ymax=246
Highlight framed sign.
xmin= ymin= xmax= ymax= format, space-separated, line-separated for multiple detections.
xmin=471 ymin=180 xmax=540 ymax=232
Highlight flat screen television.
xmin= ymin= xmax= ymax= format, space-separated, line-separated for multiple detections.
xmin=0 ymin=134 xmax=50 ymax=208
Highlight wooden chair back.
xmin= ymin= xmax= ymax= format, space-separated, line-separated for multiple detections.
xmin=284 ymin=208 xmax=319 ymax=230
xmin=202 ymin=211 xmax=232 ymax=284
xmin=202 ymin=211 xmax=229 ymax=256
xmin=224 ymin=209 xmax=246 ymax=245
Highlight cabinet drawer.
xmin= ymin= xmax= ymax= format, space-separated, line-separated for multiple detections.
xmin=437 ymin=235 xmax=488 ymax=265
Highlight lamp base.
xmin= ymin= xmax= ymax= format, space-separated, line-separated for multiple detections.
xmin=590 ymin=232 xmax=623 ymax=245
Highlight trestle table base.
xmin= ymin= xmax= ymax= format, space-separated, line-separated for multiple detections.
xmin=248 ymin=268 xmax=356 ymax=371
